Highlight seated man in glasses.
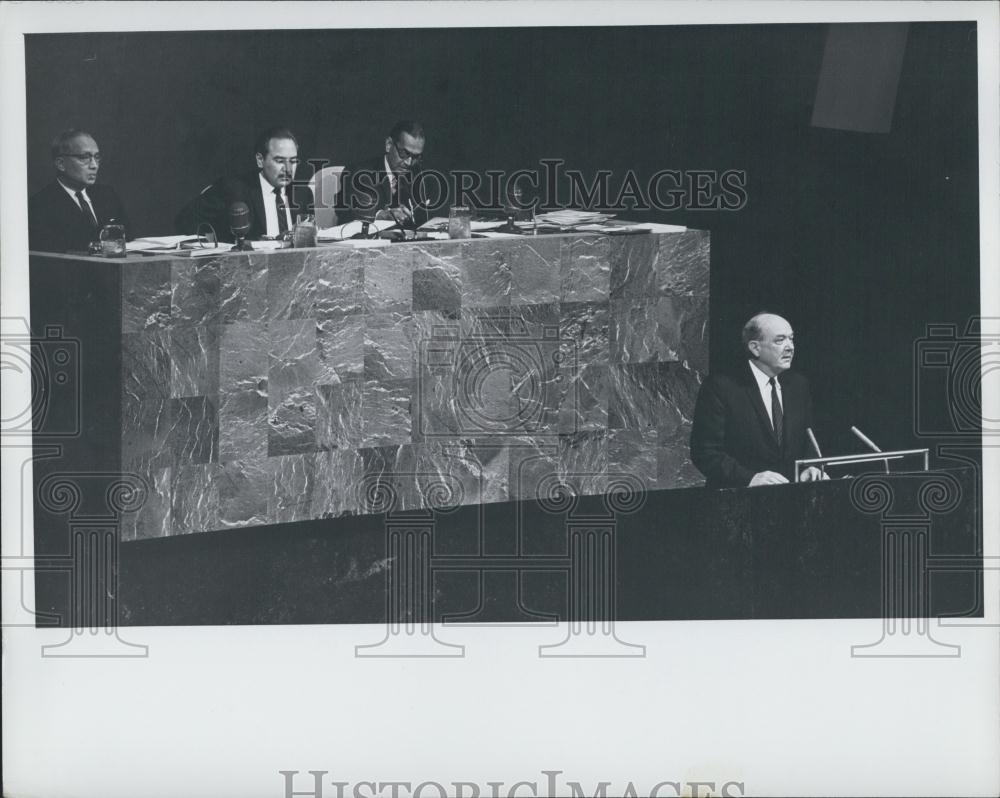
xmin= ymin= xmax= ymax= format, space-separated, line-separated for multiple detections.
xmin=29 ymin=129 xmax=130 ymax=253
xmin=175 ymin=126 xmax=315 ymax=242
xmin=336 ymin=120 xmax=430 ymax=228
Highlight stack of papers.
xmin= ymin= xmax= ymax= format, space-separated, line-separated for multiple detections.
xmin=534 ymin=210 xmax=616 ymax=226
xmin=128 ymin=235 xmax=198 ymax=252
xmin=417 ymin=218 xmax=507 ymax=232
xmin=188 ymin=245 xmax=234 ymax=258
xmin=572 ymin=222 xmax=687 ymax=234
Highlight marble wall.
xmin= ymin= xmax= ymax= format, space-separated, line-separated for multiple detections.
xmin=119 ymin=231 xmax=709 ymax=539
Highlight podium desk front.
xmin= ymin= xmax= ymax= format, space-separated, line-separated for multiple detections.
xmin=28 ymin=231 xmax=709 ymax=541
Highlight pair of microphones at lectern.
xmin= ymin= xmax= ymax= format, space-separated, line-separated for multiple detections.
xmin=797 ymin=425 xmax=930 ymax=482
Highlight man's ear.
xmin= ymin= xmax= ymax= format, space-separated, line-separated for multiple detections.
xmin=384 ymin=137 xmax=393 ymax=154
xmin=255 ymin=152 xmax=265 ymax=170
xmin=747 ymin=341 xmax=761 ymax=358
xmin=54 ymin=157 xmax=65 ymax=174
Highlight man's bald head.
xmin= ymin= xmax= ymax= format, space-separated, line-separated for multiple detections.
xmin=742 ymin=312 xmax=795 ymax=377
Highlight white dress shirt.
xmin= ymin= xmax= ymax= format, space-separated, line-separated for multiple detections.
xmin=748 ymin=359 xmax=783 ymax=428
xmin=259 ymin=172 xmax=292 ymax=237
xmin=58 ymin=179 xmax=97 ymax=222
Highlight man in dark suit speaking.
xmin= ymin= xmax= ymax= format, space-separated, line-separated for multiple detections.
xmin=29 ymin=129 xmax=129 ymax=253
xmin=690 ymin=312 xmax=827 ymax=488
xmin=336 ymin=120 xmax=430 ymax=228
xmin=176 ymin=126 xmax=314 ymax=242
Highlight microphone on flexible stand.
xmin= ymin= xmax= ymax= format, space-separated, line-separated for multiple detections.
xmin=850 ymin=425 xmax=882 ymax=452
xmin=806 ymin=427 xmax=823 ymax=458
xmin=851 ymin=425 xmax=890 ymax=474
xmin=228 ymin=201 xmax=254 ymax=251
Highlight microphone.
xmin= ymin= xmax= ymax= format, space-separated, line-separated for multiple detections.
xmin=806 ymin=427 xmax=823 ymax=458
xmin=850 ymin=426 xmax=882 ymax=452
xmin=851 ymin=425 xmax=889 ymax=474
xmin=228 ymin=201 xmax=253 ymax=251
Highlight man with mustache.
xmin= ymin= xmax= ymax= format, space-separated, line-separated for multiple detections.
xmin=177 ymin=126 xmax=314 ymax=242
xmin=29 ymin=129 xmax=130 ymax=253
xmin=335 ymin=119 xmax=429 ymax=228
xmin=690 ymin=312 xmax=827 ymax=487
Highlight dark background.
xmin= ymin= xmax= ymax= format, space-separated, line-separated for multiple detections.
xmin=25 ymin=22 xmax=980 ymax=468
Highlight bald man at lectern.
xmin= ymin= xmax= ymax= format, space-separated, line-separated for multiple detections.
xmin=690 ymin=312 xmax=827 ymax=488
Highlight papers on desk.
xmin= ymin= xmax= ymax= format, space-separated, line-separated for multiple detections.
xmin=317 ymin=220 xmax=398 ymax=241
xmin=535 ymin=210 xmax=615 ymax=226
xmin=128 ymin=235 xmax=198 ymax=251
xmin=634 ymin=222 xmax=688 ymax=233
xmin=418 ymin=217 xmax=507 ymax=232
xmin=188 ymin=245 xmax=234 ymax=258
xmin=250 ymin=239 xmax=287 ymax=250
xmin=337 ymin=238 xmax=394 ymax=248
xmin=417 ymin=216 xmax=449 ymax=231
xmin=570 ymin=222 xmax=689 ymax=234
xmin=574 ymin=224 xmax=646 ymax=233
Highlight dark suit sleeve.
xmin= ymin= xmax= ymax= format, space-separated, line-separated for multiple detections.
xmin=689 ymin=376 xmax=756 ymax=488
xmin=336 ymin=163 xmax=383 ymax=225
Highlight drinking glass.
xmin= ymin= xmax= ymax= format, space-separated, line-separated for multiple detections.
xmin=99 ymin=222 xmax=126 ymax=258
xmin=448 ymin=206 xmax=472 ymax=239
xmin=293 ymin=214 xmax=317 ymax=248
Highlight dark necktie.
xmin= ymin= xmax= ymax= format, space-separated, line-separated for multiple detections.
xmin=769 ymin=377 xmax=783 ymax=447
xmin=274 ymin=187 xmax=288 ymax=233
xmin=76 ymin=190 xmax=98 ymax=228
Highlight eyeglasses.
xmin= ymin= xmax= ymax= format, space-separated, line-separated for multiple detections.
xmin=63 ymin=152 xmax=102 ymax=165
xmin=392 ymin=141 xmax=423 ymax=164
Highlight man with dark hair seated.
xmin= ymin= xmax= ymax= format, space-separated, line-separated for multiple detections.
xmin=176 ymin=126 xmax=314 ymax=242
xmin=29 ymin=129 xmax=129 ymax=253
xmin=336 ymin=119 xmax=429 ymax=228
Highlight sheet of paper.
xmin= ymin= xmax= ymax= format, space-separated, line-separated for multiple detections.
xmin=187 ymin=245 xmax=234 ymax=258
xmin=127 ymin=235 xmax=197 ymax=251
xmin=535 ymin=210 xmax=615 ymax=225
xmin=334 ymin=238 xmax=394 ymax=248
xmin=417 ymin=218 xmax=506 ymax=232
xmin=634 ymin=222 xmax=688 ymax=233
xmin=418 ymin=216 xmax=449 ymax=230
